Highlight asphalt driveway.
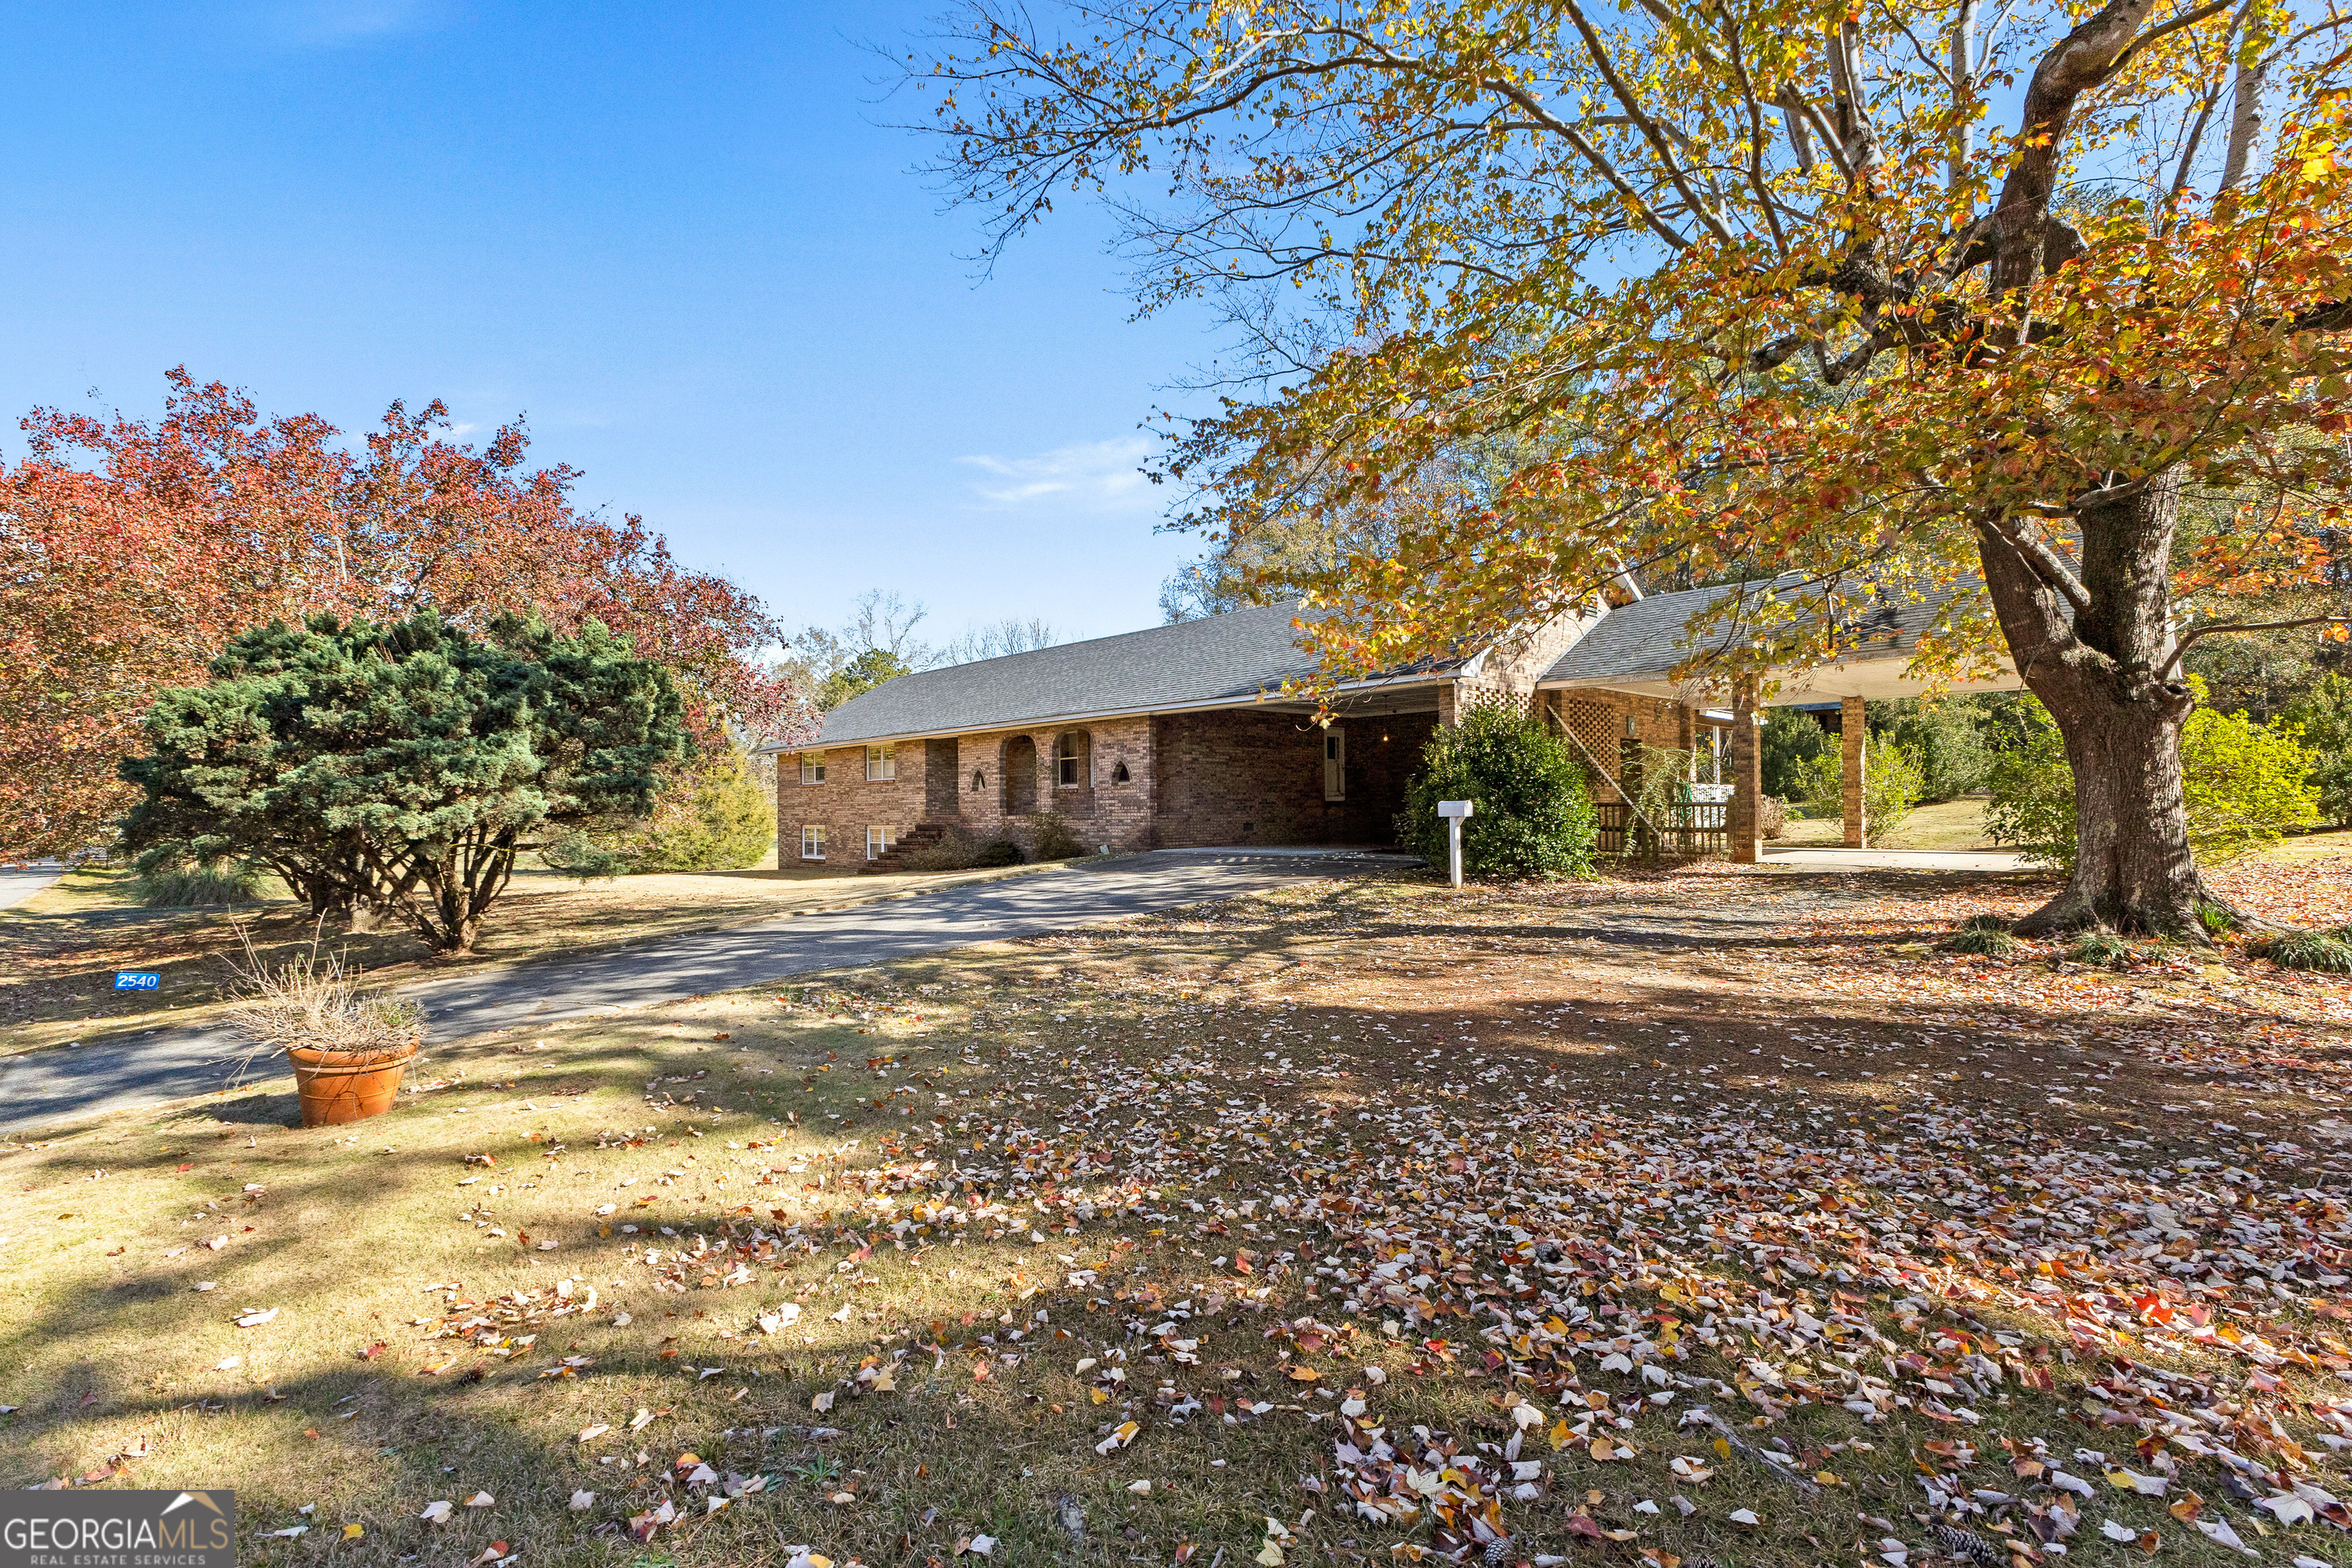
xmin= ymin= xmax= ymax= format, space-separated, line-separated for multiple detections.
xmin=0 ymin=850 xmax=1408 ymax=1135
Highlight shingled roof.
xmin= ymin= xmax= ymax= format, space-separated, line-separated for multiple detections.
xmin=785 ymin=575 xmax=2010 ymax=751
xmin=799 ymin=603 xmax=1465 ymax=747
xmin=1540 ymin=577 xmax=1988 ymax=688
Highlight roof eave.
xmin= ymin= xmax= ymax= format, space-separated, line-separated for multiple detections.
xmin=1539 ymin=648 xmax=2025 ymax=701
xmin=757 ymin=671 xmax=1461 ymax=753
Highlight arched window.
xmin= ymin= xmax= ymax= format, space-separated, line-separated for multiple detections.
xmin=971 ymin=769 xmax=986 ymax=793
xmin=1055 ymin=731 xmax=1089 ymax=788
xmin=1111 ymin=760 xmax=1131 ymax=784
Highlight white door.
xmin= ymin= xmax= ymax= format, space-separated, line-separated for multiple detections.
xmin=1322 ymin=727 xmax=1346 ymax=801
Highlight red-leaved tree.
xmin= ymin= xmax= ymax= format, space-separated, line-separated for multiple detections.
xmin=0 ymin=369 xmax=807 ymax=854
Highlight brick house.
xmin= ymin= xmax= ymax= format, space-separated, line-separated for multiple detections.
xmin=763 ymin=586 xmax=2019 ymax=870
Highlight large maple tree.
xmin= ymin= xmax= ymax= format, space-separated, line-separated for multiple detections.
xmin=909 ymin=0 xmax=2352 ymax=935
xmin=1 ymin=370 xmax=805 ymax=856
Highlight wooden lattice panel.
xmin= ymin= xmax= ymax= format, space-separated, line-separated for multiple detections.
xmin=1565 ymin=700 xmax=1616 ymax=762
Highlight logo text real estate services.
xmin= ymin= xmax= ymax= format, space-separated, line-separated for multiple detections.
xmin=2 ymin=1490 xmax=235 ymax=1568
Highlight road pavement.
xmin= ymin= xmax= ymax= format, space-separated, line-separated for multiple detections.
xmin=0 ymin=864 xmax=66 ymax=911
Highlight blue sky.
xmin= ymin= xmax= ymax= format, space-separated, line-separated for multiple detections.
xmin=0 ymin=1 xmax=1218 ymax=645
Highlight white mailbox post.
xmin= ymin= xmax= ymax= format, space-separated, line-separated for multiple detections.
xmin=1436 ymin=799 xmax=1475 ymax=887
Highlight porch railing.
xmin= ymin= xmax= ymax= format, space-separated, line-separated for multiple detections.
xmin=1596 ymin=799 xmax=1730 ymax=860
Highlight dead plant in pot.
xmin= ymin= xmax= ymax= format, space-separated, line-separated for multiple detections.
xmin=227 ymin=923 xmax=424 ymax=1128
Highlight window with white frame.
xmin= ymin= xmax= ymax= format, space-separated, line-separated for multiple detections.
xmin=1055 ymin=731 xmax=1088 ymax=787
xmin=799 ymin=753 xmax=825 ymax=785
xmin=864 ymin=744 xmax=896 ymax=781
xmin=800 ymin=824 xmax=826 ymax=861
xmin=867 ymin=825 xmax=896 ymax=861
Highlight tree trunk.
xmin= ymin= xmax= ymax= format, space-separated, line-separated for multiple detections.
xmin=412 ymin=845 xmax=476 ymax=954
xmin=2024 ymin=667 xmax=2202 ymax=934
xmin=1975 ymin=476 xmax=2226 ymax=938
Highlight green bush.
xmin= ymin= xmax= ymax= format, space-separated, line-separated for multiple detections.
xmin=901 ymin=827 xmax=982 ymax=872
xmin=900 ymin=826 xmax=1031 ymax=871
xmin=2287 ymin=673 xmax=2352 ymax=826
xmin=1031 ymin=811 xmax=1086 ymax=861
xmin=1864 ymin=734 xmax=1925 ymax=840
xmin=1400 ymin=702 xmax=1596 ymax=879
xmin=1760 ymin=707 xmax=1828 ymax=799
xmin=1784 ymin=733 xmax=1922 ymax=841
xmin=2181 ymin=702 xmax=2320 ymax=861
xmin=1870 ymin=697 xmax=1991 ymax=802
xmin=621 ymin=750 xmax=776 ymax=873
xmin=1622 ymin=743 xmax=1696 ymax=856
xmin=1786 ymin=747 xmax=1842 ymax=812
xmin=1983 ymin=708 xmax=2076 ymax=865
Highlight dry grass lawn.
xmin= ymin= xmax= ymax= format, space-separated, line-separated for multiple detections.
xmin=5 ymin=853 xmax=2352 ymax=1568
xmin=0 ymin=861 xmax=1054 ymax=1057
xmin=1774 ymin=799 xmax=1997 ymax=851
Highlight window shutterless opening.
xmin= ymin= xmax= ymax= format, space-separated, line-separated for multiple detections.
xmin=867 ymin=825 xmax=896 ymax=861
xmin=1055 ymin=731 xmax=1088 ymax=787
xmin=799 ymin=753 xmax=825 ymax=785
xmin=864 ymin=744 xmax=896 ymax=781
xmin=800 ymin=824 xmax=826 ymax=861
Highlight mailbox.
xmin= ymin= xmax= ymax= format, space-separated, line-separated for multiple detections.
xmin=1437 ymin=800 xmax=1475 ymax=886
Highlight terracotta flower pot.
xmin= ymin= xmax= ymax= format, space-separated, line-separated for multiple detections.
xmin=288 ymin=1042 xmax=419 ymax=1128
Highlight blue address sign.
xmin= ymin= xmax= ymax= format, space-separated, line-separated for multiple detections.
xmin=114 ymin=972 xmax=161 ymax=991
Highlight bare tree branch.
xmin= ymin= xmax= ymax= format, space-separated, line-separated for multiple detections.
xmin=1559 ymin=0 xmax=1741 ymax=244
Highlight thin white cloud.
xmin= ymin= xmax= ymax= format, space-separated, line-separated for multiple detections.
xmin=957 ymin=436 xmax=1157 ymax=511
xmin=249 ymin=0 xmax=439 ymax=47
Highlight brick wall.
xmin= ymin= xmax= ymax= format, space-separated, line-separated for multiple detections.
xmin=950 ymin=717 xmax=1157 ymax=854
xmin=775 ymin=741 xmax=936 ymax=867
xmin=776 ymin=717 xmax=1160 ymax=864
xmin=1152 ymin=708 xmax=1436 ymax=848
xmin=779 ymin=699 xmax=1455 ymax=861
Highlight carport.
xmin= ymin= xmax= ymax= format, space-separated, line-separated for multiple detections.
xmin=1536 ymin=581 xmax=2025 ymax=861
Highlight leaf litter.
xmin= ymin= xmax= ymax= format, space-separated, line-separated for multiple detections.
xmin=11 ymin=864 xmax=2352 ymax=1566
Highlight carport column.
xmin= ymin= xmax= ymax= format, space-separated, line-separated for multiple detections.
xmin=1729 ymin=678 xmax=1763 ymax=864
xmin=1841 ymin=695 xmax=1867 ymax=848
